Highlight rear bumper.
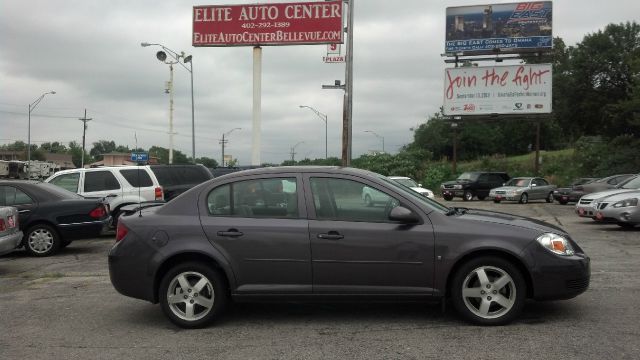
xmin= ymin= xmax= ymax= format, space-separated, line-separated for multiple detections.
xmin=0 ymin=230 xmax=23 ymax=256
xmin=108 ymin=234 xmax=158 ymax=303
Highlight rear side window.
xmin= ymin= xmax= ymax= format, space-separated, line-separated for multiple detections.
xmin=206 ymin=178 xmax=298 ymax=218
xmin=119 ymin=169 xmax=153 ymax=187
xmin=0 ymin=186 xmax=34 ymax=206
xmin=84 ymin=171 xmax=120 ymax=192
xmin=150 ymin=167 xmax=175 ymax=186
xmin=181 ymin=167 xmax=211 ymax=183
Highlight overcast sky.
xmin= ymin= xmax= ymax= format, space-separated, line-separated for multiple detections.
xmin=1 ymin=0 xmax=638 ymax=165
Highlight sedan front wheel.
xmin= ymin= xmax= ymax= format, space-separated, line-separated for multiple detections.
xmin=451 ymin=256 xmax=526 ymax=325
xmin=159 ymin=262 xmax=228 ymax=328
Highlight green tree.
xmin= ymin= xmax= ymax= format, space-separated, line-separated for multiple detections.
xmin=196 ymin=157 xmax=218 ymax=168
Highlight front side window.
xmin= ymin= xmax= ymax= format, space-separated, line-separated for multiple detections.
xmin=206 ymin=178 xmax=298 ymax=218
xmin=84 ymin=171 xmax=121 ymax=192
xmin=310 ymin=177 xmax=399 ymax=222
xmin=49 ymin=173 xmax=80 ymax=193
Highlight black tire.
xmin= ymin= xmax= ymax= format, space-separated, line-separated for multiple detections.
xmin=364 ymin=194 xmax=373 ymax=207
xmin=451 ymin=256 xmax=526 ymax=326
xmin=159 ymin=262 xmax=228 ymax=328
xmin=443 ymin=194 xmax=454 ymax=201
xmin=493 ymin=199 xmax=501 ymax=204
xmin=477 ymin=195 xmax=486 ymax=201
xmin=519 ymin=193 xmax=529 ymax=204
xmin=23 ymin=223 xmax=61 ymax=257
xmin=463 ymin=191 xmax=473 ymax=201
xmin=546 ymin=192 xmax=554 ymax=203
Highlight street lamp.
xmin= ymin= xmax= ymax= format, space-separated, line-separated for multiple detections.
xmin=28 ymin=91 xmax=56 ymax=172
xmin=141 ymin=42 xmax=195 ymax=164
xmin=364 ymin=130 xmax=385 ymax=153
xmin=299 ymin=105 xmax=328 ymax=159
xmin=220 ymin=128 xmax=241 ymax=167
xmin=290 ymin=141 xmax=304 ymax=162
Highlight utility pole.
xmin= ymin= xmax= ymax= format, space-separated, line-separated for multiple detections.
xmin=79 ymin=109 xmax=92 ymax=168
xmin=220 ymin=133 xmax=228 ymax=167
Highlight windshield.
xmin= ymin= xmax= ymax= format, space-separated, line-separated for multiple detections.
xmin=393 ymin=178 xmax=418 ymax=187
xmin=620 ymin=175 xmax=640 ymax=189
xmin=505 ymin=178 xmax=530 ymax=187
xmin=376 ymin=174 xmax=450 ymax=214
xmin=456 ymin=172 xmax=477 ymax=181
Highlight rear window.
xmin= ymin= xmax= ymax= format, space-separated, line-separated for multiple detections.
xmin=119 ymin=169 xmax=153 ymax=187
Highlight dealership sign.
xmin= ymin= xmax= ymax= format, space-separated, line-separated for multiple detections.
xmin=193 ymin=1 xmax=343 ymax=46
xmin=443 ymin=64 xmax=552 ymax=116
xmin=445 ymin=2 xmax=552 ymax=53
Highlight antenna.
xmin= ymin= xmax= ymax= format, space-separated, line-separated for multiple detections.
xmin=136 ymin=132 xmax=142 ymax=218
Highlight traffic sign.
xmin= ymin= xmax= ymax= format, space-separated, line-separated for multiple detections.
xmin=131 ymin=152 xmax=148 ymax=162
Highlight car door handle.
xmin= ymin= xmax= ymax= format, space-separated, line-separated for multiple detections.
xmin=217 ymin=230 xmax=244 ymax=238
xmin=318 ymin=232 xmax=344 ymax=240
xmin=18 ymin=209 xmax=31 ymax=214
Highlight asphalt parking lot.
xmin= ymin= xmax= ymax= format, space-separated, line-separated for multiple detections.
xmin=1 ymin=200 xmax=639 ymax=360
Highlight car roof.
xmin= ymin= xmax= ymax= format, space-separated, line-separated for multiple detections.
xmin=213 ymin=166 xmax=371 ymax=180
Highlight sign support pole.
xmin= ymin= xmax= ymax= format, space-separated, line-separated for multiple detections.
xmin=252 ymin=46 xmax=262 ymax=166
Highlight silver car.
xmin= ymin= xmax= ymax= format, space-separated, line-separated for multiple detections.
xmin=489 ymin=177 xmax=556 ymax=204
xmin=575 ymin=175 xmax=640 ymax=219
xmin=0 ymin=206 xmax=23 ymax=256
xmin=594 ymin=191 xmax=640 ymax=228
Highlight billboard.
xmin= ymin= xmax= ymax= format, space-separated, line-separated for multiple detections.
xmin=445 ymin=2 xmax=552 ymax=54
xmin=443 ymin=64 xmax=552 ymax=116
xmin=193 ymin=1 xmax=343 ymax=47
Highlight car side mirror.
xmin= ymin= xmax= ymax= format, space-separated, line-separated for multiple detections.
xmin=531 ymin=184 xmax=537 ymax=187
xmin=418 ymin=183 xmax=422 ymax=187
xmin=389 ymin=206 xmax=420 ymax=223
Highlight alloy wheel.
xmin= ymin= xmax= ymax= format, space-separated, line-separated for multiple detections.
xmin=166 ymin=271 xmax=215 ymax=322
xmin=461 ymin=266 xmax=516 ymax=319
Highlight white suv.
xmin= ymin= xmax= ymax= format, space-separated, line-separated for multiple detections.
xmin=45 ymin=166 xmax=164 ymax=222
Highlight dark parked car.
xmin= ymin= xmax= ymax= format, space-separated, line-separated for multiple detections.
xmin=553 ymin=178 xmax=598 ymax=205
xmin=441 ymin=172 xmax=510 ymax=201
xmin=149 ymin=164 xmax=213 ymax=201
xmin=109 ymin=167 xmax=590 ymax=328
xmin=0 ymin=181 xmax=110 ymax=256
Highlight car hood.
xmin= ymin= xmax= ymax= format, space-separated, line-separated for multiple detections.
xmin=581 ymin=188 xmax=639 ymax=201
xmin=459 ymin=208 xmax=566 ymax=235
xmin=597 ymin=191 xmax=640 ymax=202
xmin=491 ymin=186 xmax=525 ymax=192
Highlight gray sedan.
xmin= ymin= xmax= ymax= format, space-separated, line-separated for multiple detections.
xmin=109 ymin=167 xmax=589 ymax=328
xmin=594 ymin=190 xmax=640 ymax=228
xmin=490 ymin=177 xmax=556 ymax=204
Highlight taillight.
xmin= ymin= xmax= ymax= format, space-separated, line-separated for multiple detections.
xmin=155 ymin=187 xmax=163 ymax=200
xmin=0 ymin=219 xmax=5 ymax=231
xmin=116 ymin=222 xmax=128 ymax=243
xmin=89 ymin=205 xmax=107 ymax=219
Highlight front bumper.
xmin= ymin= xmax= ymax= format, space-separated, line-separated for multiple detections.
xmin=575 ymin=204 xmax=597 ymax=218
xmin=490 ymin=194 xmax=520 ymax=201
xmin=596 ymin=206 xmax=640 ymax=225
xmin=524 ymin=242 xmax=591 ymax=300
xmin=442 ymin=189 xmax=464 ymax=197
xmin=0 ymin=230 xmax=23 ymax=256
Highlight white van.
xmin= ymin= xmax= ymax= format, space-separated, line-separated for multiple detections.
xmin=45 ymin=166 xmax=164 ymax=223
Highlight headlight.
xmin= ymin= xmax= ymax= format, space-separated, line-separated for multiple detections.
xmin=536 ymin=233 xmax=575 ymax=256
xmin=612 ymin=198 xmax=638 ymax=208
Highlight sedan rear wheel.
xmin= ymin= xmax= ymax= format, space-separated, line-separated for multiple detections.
xmin=451 ymin=256 xmax=525 ymax=325
xmin=159 ymin=262 xmax=228 ymax=328
xmin=24 ymin=224 xmax=60 ymax=257
xmin=546 ymin=192 xmax=554 ymax=203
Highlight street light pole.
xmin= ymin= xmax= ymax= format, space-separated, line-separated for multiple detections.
xmin=299 ymin=105 xmax=328 ymax=159
xmin=220 ymin=128 xmax=241 ymax=167
xmin=27 ymin=91 xmax=55 ymax=172
xmin=364 ymin=130 xmax=385 ymax=153
xmin=141 ymin=42 xmax=195 ymax=163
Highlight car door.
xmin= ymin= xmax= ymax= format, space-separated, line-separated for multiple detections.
xmin=534 ymin=178 xmax=550 ymax=199
xmin=304 ymin=174 xmax=436 ymax=295
xmin=0 ymin=185 xmax=37 ymax=227
xmin=199 ymin=175 xmax=312 ymax=294
xmin=81 ymin=170 xmax=123 ymax=200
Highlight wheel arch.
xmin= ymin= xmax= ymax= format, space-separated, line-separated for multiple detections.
xmin=445 ymin=249 xmax=534 ymax=299
xmin=153 ymin=252 xmax=232 ymax=303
